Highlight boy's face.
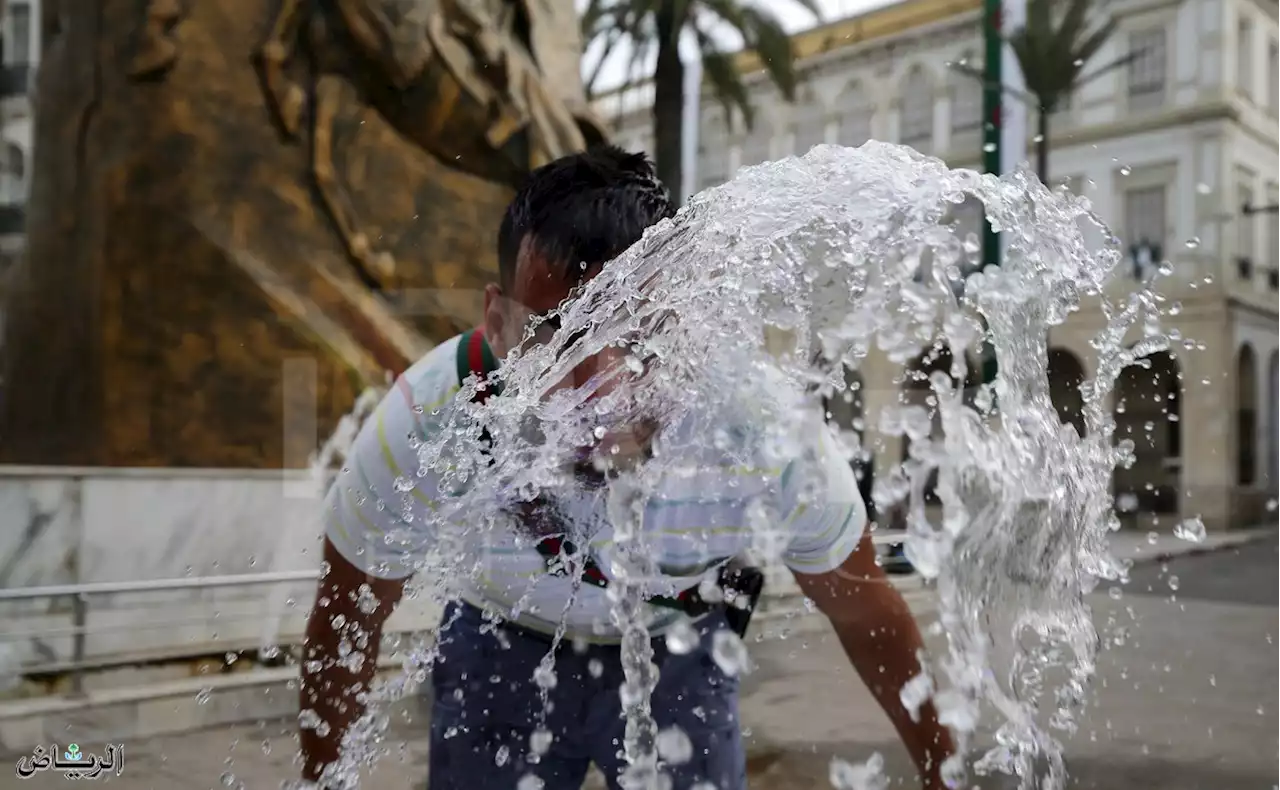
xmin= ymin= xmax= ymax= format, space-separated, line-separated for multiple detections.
xmin=481 ymin=236 xmax=656 ymax=467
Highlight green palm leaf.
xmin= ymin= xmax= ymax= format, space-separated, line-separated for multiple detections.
xmin=580 ymin=0 xmax=819 ymax=203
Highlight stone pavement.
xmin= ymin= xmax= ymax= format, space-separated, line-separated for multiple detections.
xmin=2 ymin=528 xmax=1274 ymax=790
xmin=1104 ymin=522 xmax=1276 ymax=566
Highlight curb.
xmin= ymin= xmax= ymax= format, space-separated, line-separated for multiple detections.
xmin=1140 ymin=529 xmax=1277 ymax=565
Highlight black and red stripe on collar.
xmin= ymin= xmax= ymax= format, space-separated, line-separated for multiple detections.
xmin=455 ymin=327 xmax=502 ymax=401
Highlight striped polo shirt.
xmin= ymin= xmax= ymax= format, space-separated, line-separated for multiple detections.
xmin=324 ymin=332 xmax=866 ymax=641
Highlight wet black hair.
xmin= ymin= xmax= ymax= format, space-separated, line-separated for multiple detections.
xmin=497 ymin=145 xmax=675 ymax=290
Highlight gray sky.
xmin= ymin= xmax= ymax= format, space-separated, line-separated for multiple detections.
xmin=583 ymin=0 xmax=896 ymax=91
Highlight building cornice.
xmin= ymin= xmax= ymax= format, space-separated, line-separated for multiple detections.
xmin=1038 ymin=100 xmax=1276 ymax=152
xmin=730 ymin=0 xmax=981 ymax=76
xmin=1227 ymin=294 xmax=1280 ymax=320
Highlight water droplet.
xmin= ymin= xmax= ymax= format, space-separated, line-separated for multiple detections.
xmin=517 ymin=773 xmax=545 ymax=790
xmin=588 ymin=658 xmax=603 ymax=678
xmin=260 ymin=739 xmax=271 ymax=755
xmin=219 ymin=772 xmax=237 ymax=787
xmin=710 ymin=630 xmax=750 ymax=677
xmin=1167 ymin=575 xmax=1180 ymax=591
xmin=829 ymin=752 xmax=888 ymax=790
xmin=196 ymin=687 xmax=213 ymax=705
xmin=899 ymin=671 xmax=934 ymax=722
xmin=1146 ymin=532 xmax=1158 ymax=545
xmin=297 ymin=708 xmax=323 ymax=731
xmin=530 ymin=728 xmax=553 ymax=755
xmin=1196 ymin=182 xmax=1213 ymax=195
xmin=1184 ymin=237 xmax=1200 ymax=249
xmin=1108 ymin=586 xmax=1123 ymax=600
xmin=1119 ymin=165 xmax=1132 ymax=176
xmin=983 ymin=142 xmax=997 ymax=153
xmin=1174 ymin=517 xmax=1205 ymax=543
xmin=494 ymin=744 xmax=510 ymax=766
xmin=532 ymin=664 xmax=557 ymax=691
xmin=664 ymin=619 xmax=699 ymax=655
xmin=656 ymin=725 xmax=694 ymax=765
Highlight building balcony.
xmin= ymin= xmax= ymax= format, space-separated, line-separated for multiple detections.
xmin=0 ymin=204 xmax=26 ymax=236
xmin=0 ymin=64 xmax=32 ymax=100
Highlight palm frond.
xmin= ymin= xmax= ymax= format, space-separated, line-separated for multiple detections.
xmin=1072 ymin=15 xmax=1118 ymax=72
xmin=693 ymin=22 xmax=753 ymax=132
xmin=1010 ymin=0 xmax=1114 ymax=111
xmin=740 ymin=5 xmax=801 ymax=101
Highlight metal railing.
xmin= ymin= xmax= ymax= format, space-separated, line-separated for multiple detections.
xmin=0 ymin=571 xmax=321 ymax=694
xmin=1 ymin=533 xmax=913 ymax=693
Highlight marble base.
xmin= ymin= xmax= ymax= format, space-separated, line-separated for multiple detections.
xmin=0 ymin=468 xmax=446 ymax=670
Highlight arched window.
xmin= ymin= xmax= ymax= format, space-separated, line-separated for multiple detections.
xmin=899 ymin=67 xmax=934 ymax=152
xmin=697 ymin=110 xmax=730 ymax=190
xmin=791 ymin=89 xmax=827 ymax=156
xmin=1114 ymin=350 xmax=1183 ymax=514
xmin=949 ymin=52 xmax=982 ymax=137
xmin=739 ymin=112 xmax=773 ymax=168
xmin=837 ymin=82 xmax=873 ymax=147
xmin=1 ymin=143 xmax=23 ymax=180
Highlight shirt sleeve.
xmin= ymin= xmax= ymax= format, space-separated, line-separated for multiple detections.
xmin=324 ymin=369 xmax=455 ymax=580
xmin=778 ymin=422 xmax=868 ymax=575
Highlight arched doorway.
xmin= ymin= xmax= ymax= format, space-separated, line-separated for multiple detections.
xmin=1113 ymin=351 xmax=1182 ymax=517
xmin=1268 ymin=351 xmax=1279 ymax=492
xmin=1236 ymin=345 xmax=1258 ymax=487
xmin=1047 ymin=347 xmax=1087 ymax=437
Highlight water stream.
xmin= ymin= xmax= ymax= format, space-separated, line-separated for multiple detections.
xmin=304 ymin=142 xmax=1165 ymax=790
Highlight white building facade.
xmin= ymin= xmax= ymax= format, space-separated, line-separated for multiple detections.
xmin=595 ymin=0 xmax=1279 ymax=531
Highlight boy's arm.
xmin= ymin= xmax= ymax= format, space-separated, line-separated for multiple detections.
xmin=298 ymin=366 xmax=451 ymax=783
xmin=794 ymin=535 xmax=955 ymax=789
xmin=779 ymin=424 xmax=954 ymax=788
xmin=299 ymin=537 xmax=405 ymax=782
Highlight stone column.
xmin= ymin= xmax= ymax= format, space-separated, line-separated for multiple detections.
xmin=1178 ymin=318 xmax=1234 ymax=530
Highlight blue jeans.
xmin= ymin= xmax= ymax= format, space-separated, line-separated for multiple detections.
xmin=427 ymin=601 xmax=746 ymax=790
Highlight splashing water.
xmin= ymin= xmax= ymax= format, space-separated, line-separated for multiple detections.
xmin=316 ymin=142 xmax=1167 ymax=790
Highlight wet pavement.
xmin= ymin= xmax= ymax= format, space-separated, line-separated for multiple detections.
xmin=3 ymin=536 xmax=1275 ymax=789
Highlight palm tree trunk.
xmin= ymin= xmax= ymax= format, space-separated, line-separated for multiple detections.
xmin=1036 ymin=108 xmax=1049 ymax=184
xmin=652 ymin=1 xmax=685 ymax=205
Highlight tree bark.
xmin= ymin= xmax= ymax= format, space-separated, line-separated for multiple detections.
xmin=1036 ymin=108 xmax=1049 ymax=184
xmin=652 ymin=1 xmax=686 ymax=205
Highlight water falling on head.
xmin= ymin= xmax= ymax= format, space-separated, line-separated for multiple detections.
xmin=302 ymin=141 xmax=1165 ymax=790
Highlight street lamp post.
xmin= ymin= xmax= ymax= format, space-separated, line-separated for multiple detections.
xmin=981 ymin=0 xmax=1004 ymax=272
